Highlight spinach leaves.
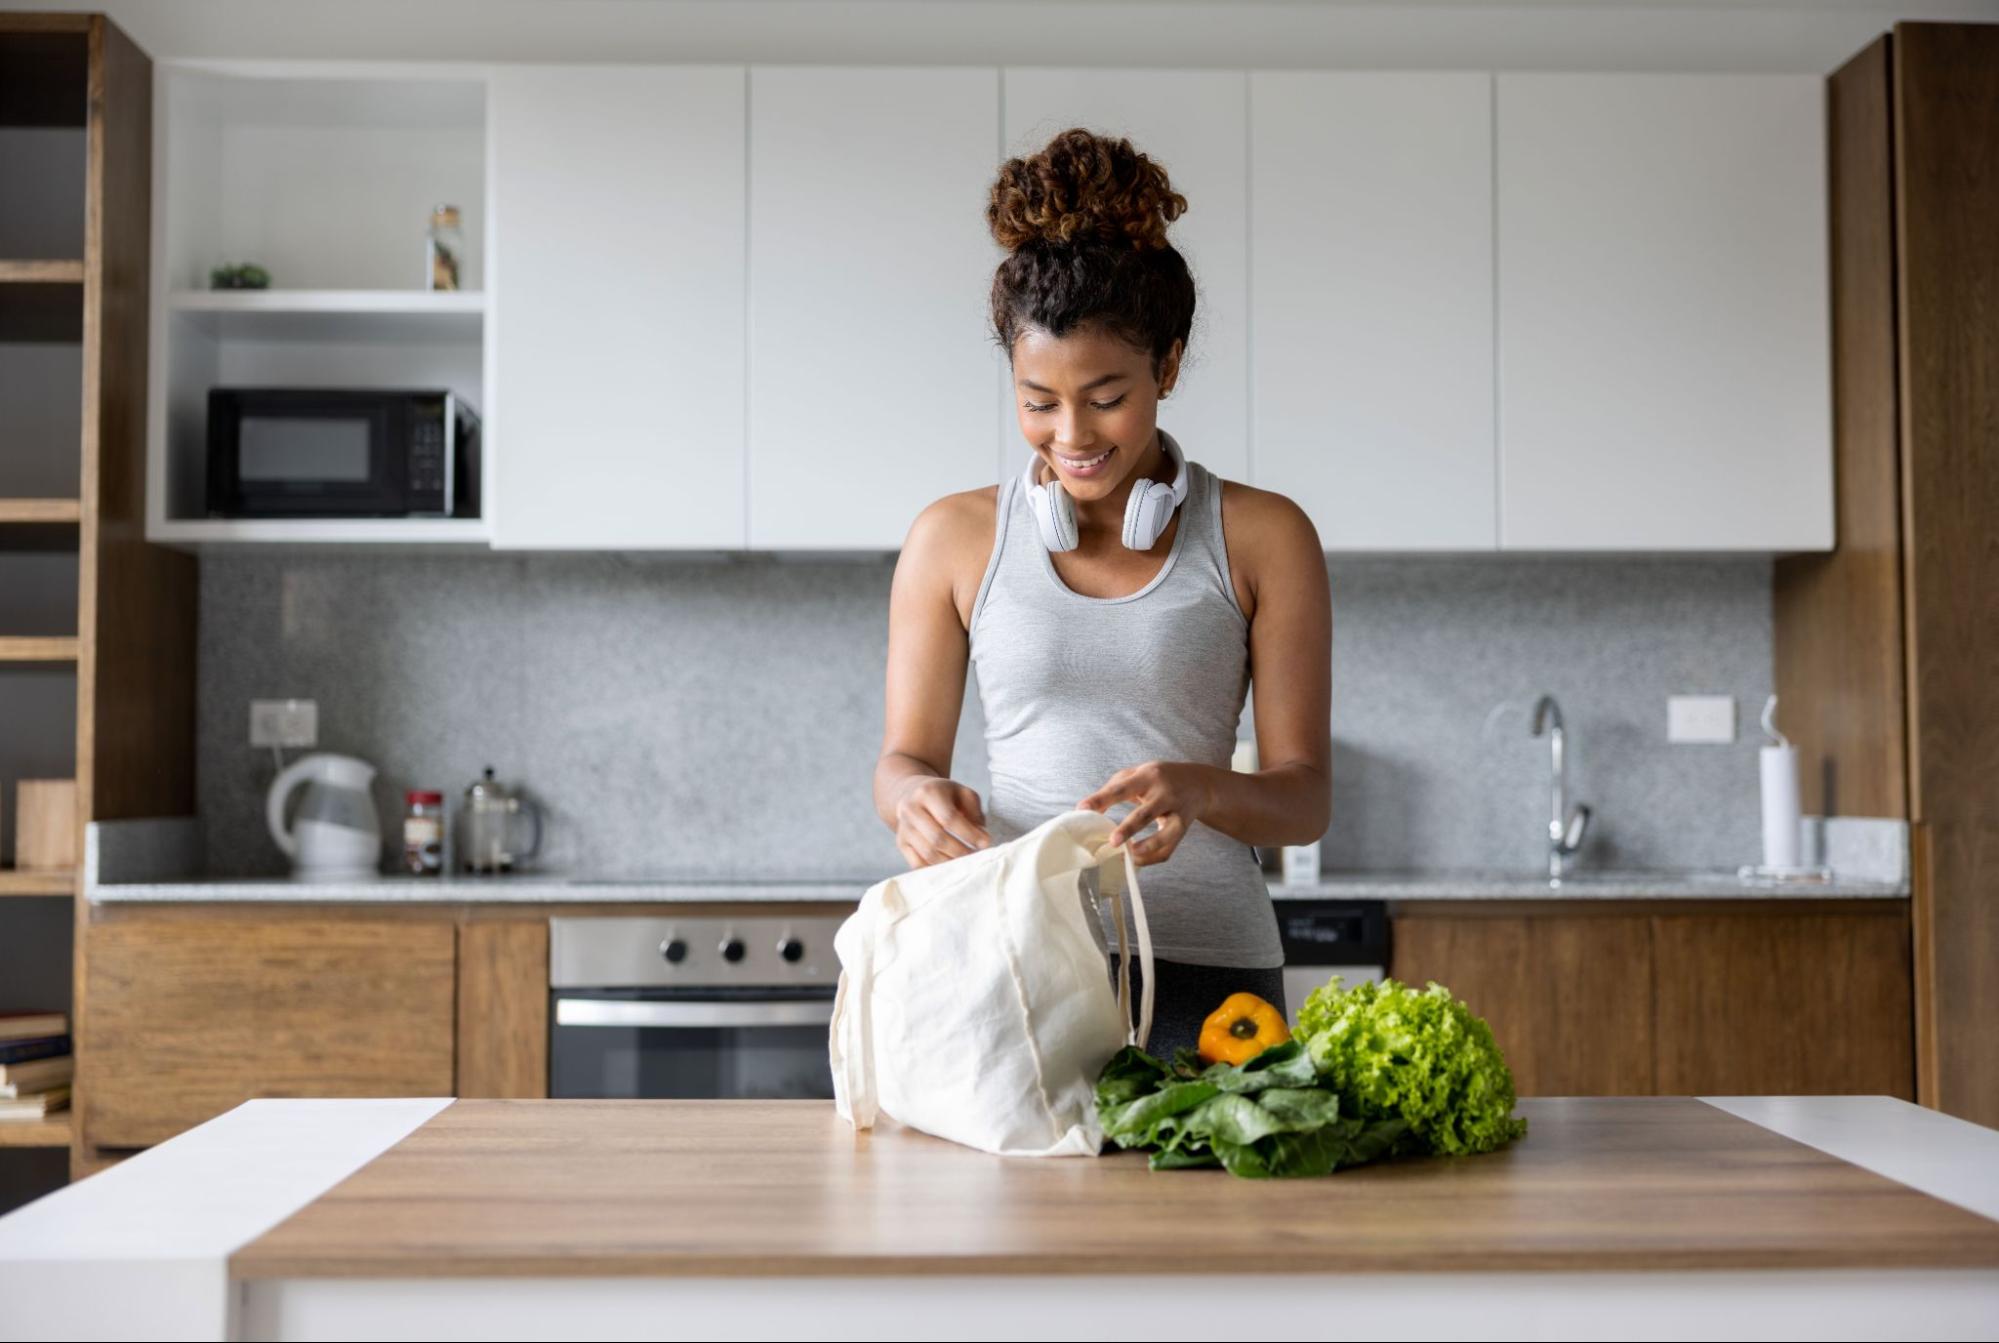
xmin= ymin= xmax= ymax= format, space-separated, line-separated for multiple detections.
xmin=1094 ymin=1041 xmax=1408 ymax=1178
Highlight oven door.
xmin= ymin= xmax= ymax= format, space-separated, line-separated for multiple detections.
xmin=549 ymin=987 xmax=837 ymax=1100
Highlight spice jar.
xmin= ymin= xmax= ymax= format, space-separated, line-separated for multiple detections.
xmin=425 ymin=204 xmax=463 ymax=292
xmin=402 ymin=790 xmax=445 ymax=876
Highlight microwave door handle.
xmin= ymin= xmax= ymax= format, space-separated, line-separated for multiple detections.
xmin=553 ymin=998 xmax=835 ymax=1030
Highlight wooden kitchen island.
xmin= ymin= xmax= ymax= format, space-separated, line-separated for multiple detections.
xmin=4 ymin=1097 xmax=1998 ymax=1340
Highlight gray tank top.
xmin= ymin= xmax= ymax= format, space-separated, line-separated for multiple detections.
xmin=968 ymin=457 xmax=1283 ymax=970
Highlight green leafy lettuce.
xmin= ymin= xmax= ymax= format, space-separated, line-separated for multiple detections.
xmin=1296 ymin=977 xmax=1527 ymax=1157
xmin=1094 ymin=1041 xmax=1407 ymax=1178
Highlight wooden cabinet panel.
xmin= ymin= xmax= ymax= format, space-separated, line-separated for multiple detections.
xmin=83 ymin=918 xmax=456 ymax=1148
xmin=457 ymin=920 xmax=549 ymax=1099
xmin=1496 ymin=74 xmax=1831 ymax=550
xmin=1390 ymin=913 xmax=1654 ymax=1096
xmin=1250 ymin=72 xmax=1496 ymax=549
xmin=1652 ymin=912 xmax=1913 ymax=1097
xmin=1001 ymin=69 xmax=1249 ymax=486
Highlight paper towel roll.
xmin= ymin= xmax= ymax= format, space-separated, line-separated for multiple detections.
xmin=1760 ymin=743 xmax=1802 ymax=870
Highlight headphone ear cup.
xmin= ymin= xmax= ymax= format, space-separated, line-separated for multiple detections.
xmin=1048 ymin=483 xmax=1079 ymax=551
xmin=1028 ymin=473 xmax=1080 ymax=552
xmin=1123 ymin=482 xmax=1167 ymax=551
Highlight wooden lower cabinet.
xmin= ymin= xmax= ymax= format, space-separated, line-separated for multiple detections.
xmin=82 ymin=916 xmax=459 ymax=1148
xmin=1651 ymin=912 xmax=1914 ymax=1096
xmin=1390 ymin=904 xmax=1914 ymax=1099
xmin=456 ymin=920 xmax=551 ymax=1099
xmin=1390 ymin=913 xmax=1655 ymax=1096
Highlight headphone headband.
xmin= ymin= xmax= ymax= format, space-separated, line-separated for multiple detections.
xmin=1021 ymin=429 xmax=1188 ymax=554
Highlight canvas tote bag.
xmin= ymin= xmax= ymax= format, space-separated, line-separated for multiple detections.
xmin=829 ymin=808 xmax=1154 ymax=1157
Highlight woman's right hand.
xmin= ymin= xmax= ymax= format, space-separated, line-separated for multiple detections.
xmin=892 ymin=777 xmax=993 ymax=869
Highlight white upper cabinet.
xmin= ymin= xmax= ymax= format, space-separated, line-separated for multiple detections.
xmin=999 ymin=70 xmax=1249 ymax=487
xmin=748 ymin=66 xmax=1002 ymax=549
xmin=1249 ymin=73 xmax=1497 ymax=550
xmin=1495 ymin=74 xmax=1832 ymax=550
xmin=488 ymin=65 xmax=747 ymax=549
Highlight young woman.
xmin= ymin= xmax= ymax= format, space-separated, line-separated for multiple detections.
xmin=872 ymin=128 xmax=1332 ymax=1057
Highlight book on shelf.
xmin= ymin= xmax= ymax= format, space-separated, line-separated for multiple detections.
xmin=0 ymin=1086 xmax=69 ymax=1121
xmin=0 ymin=1012 xmax=67 ymax=1044
xmin=0 ymin=1054 xmax=72 ymax=1097
xmin=0 ymin=1035 xmax=69 ymax=1065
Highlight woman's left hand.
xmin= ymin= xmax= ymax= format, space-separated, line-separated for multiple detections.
xmin=1078 ymin=761 xmax=1217 ymax=867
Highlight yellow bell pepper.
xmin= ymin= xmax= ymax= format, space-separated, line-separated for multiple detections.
xmin=1197 ymin=992 xmax=1291 ymax=1066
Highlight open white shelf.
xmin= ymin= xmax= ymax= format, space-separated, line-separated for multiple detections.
xmin=147 ymin=62 xmax=492 ymax=547
xmin=166 ymin=288 xmax=484 ymax=342
xmin=147 ymin=516 xmax=492 ymax=547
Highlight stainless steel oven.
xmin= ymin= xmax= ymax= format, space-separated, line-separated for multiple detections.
xmin=548 ymin=915 xmax=843 ymax=1100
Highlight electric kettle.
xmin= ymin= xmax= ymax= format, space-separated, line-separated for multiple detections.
xmin=266 ymin=752 xmax=383 ymax=881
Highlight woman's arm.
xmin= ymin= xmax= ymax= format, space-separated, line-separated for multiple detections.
xmin=874 ymin=491 xmax=996 ymax=867
xmin=1210 ymin=485 xmax=1332 ymax=845
xmin=1079 ymin=485 xmax=1331 ymax=863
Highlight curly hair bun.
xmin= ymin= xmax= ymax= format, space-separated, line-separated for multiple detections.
xmin=987 ymin=127 xmax=1188 ymax=253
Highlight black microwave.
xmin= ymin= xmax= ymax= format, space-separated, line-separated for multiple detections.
xmin=205 ymin=387 xmax=481 ymax=519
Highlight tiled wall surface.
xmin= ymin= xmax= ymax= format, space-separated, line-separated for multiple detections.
xmin=199 ymin=553 xmax=1772 ymax=879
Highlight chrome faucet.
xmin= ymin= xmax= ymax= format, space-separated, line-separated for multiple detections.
xmin=1530 ymin=695 xmax=1592 ymax=882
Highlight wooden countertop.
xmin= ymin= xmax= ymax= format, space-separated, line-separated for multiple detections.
xmin=230 ymin=1097 xmax=1999 ymax=1280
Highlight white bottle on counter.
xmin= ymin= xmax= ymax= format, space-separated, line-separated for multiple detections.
xmin=1282 ymin=841 xmax=1322 ymax=887
xmin=1759 ymin=695 xmax=1803 ymax=871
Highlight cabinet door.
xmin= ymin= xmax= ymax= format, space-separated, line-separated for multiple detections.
xmin=83 ymin=917 xmax=457 ymax=1147
xmin=489 ymin=65 xmax=747 ymax=549
xmin=1496 ymin=74 xmax=1831 ymax=550
xmin=1000 ymin=70 xmax=1248 ymax=486
xmin=1391 ymin=912 xmax=1655 ymax=1096
xmin=748 ymin=66 xmax=1001 ymax=549
xmin=1652 ymin=912 xmax=1912 ymax=1096
xmin=1250 ymin=73 xmax=1496 ymax=550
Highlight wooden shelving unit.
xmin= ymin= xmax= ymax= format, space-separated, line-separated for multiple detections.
xmin=0 ymin=13 xmax=193 ymax=1198
xmin=0 ymin=1114 xmax=73 ymax=1149
xmin=0 ymin=258 xmax=83 ymax=282
xmin=0 ymin=869 xmax=74 ymax=897
xmin=0 ymin=636 xmax=80 ymax=662
xmin=0 ymin=498 xmax=82 ymax=523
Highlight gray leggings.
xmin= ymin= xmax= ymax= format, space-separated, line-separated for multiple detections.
xmin=1108 ymin=955 xmax=1288 ymax=1062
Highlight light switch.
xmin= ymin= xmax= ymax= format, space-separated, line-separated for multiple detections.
xmin=250 ymin=699 xmax=319 ymax=748
xmin=1667 ymin=694 xmax=1736 ymax=744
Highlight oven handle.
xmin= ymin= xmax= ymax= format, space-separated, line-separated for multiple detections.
xmin=554 ymin=997 xmax=836 ymax=1030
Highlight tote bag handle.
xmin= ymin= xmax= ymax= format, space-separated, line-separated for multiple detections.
xmin=1105 ymin=841 xmax=1155 ymax=1051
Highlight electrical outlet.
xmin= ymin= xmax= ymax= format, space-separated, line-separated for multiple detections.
xmin=1667 ymin=694 xmax=1736 ymax=744
xmin=249 ymin=699 xmax=318 ymax=749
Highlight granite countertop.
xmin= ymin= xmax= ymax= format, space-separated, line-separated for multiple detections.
xmin=84 ymin=817 xmax=1911 ymax=904
xmin=84 ymin=868 xmax=1908 ymax=903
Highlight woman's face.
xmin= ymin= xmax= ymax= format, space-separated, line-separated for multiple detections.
xmin=1012 ymin=325 xmax=1182 ymax=503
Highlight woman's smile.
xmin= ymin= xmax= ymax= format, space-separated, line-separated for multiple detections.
xmin=1049 ymin=444 xmax=1117 ymax=479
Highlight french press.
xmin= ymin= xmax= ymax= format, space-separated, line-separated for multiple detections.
xmin=460 ymin=766 xmax=543 ymax=874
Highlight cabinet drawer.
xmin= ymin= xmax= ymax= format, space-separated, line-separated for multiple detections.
xmin=83 ymin=918 xmax=456 ymax=1148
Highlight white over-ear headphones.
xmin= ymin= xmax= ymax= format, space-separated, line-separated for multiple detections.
xmin=1022 ymin=428 xmax=1189 ymax=553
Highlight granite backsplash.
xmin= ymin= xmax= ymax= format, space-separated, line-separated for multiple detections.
xmin=197 ymin=552 xmax=1775 ymax=880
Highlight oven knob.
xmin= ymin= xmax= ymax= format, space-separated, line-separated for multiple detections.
xmin=779 ymin=937 xmax=805 ymax=963
xmin=660 ymin=938 xmax=688 ymax=965
xmin=720 ymin=938 xmax=746 ymax=964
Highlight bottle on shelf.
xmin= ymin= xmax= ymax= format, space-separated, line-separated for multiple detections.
xmin=426 ymin=205 xmax=463 ymax=292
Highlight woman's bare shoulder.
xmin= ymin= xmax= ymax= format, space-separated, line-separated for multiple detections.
xmin=898 ymin=486 xmax=1001 ymax=616
xmin=1215 ymin=478 xmax=1324 ymax=615
xmin=903 ymin=485 xmax=999 ymax=557
xmin=1217 ymin=478 xmax=1321 ymax=550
